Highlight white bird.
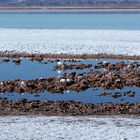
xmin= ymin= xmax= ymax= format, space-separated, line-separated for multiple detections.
xmin=57 ymin=61 xmax=62 ymax=65
xmin=127 ymin=65 xmax=131 ymax=68
xmin=20 ymin=81 xmax=26 ymax=87
xmin=66 ymin=90 xmax=70 ymax=93
xmin=66 ymin=79 xmax=71 ymax=82
xmin=103 ymin=61 xmax=109 ymax=64
xmin=60 ymin=79 xmax=66 ymax=83
xmin=0 ymin=82 xmax=4 ymax=85
xmin=78 ymin=76 xmax=83 ymax=79
xmin=40 ymin=77 xmax=44 ymax=79
xmin=21 ymin=81 xmax=25 ymax=85
xmin=57 ymin=70 xmax=63 ymax=74
xmin=57 ymin=59 xmax=64 ymax=65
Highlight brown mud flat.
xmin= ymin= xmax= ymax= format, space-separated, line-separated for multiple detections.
xmin=54 ymin=63 xmax=92 ymax=71
xmin=1 ymin=51 xmax=140 ymax=60
xmin=0 ymin=53 xmax=140 ymax=115
xmin=97 ymin=90 xmax=136 ymax=98
xmin=0 ymin=99 xmax=140 ymax=115
xmin=0 ymin=61 xmax=140 ymax=93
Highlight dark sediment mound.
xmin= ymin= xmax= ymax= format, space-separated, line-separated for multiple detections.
xmin=0 ymin=61 xmax=140 ymax=93
xmin=97 ymin=90 xmax=136 ymax=98
xmin=0 ymin=98 xmax=140 ymax=115
xmin=1 ymin=51 xmax=140 ymax=60
xmin=54 ymin=63 xmax=92 ymax=71
xmin=0 ymin=55 xmax=140 ymax=115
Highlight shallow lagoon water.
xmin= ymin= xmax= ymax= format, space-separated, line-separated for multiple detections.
xmin=0 ymin=58 xmax=56 ymax=80
xmin=0 ymin=57 xmax=93 ymax=80
xmin=0 ymin=57 xmax=135 ymax=80
xmin=0 ymin=10 xmax=140 ymax=29
xmin=0 ymin=86 xmax=140 ymax=104
xmin=0 ymin=58 xmax=140 ymax=104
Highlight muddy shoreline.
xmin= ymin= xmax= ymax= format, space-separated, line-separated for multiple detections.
xmin=0 ymin=99 xmax=140 ymax=115
xmin=1 ymin=51 xmax=140 ymax=60
xmin=0 ymin=60 xmax=140 ymax=93
xmin=0 ymin=52 xmax=140 ymax=115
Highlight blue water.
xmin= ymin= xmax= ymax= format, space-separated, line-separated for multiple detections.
xmin=0 ymin=10 xmax=140 ymax=104
xmin=0 ymin=58 xmax=140 ymax=103
xmin=0 ymin=10 xmax=140 ymax=29
xmin=1 ymin=87 xmax=140 ymax=104
xmin=0 ymin=58 xmax=133 ymax=80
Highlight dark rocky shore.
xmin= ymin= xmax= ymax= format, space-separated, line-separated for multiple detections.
xmin=0 ymin=52 xmax=140 ymax=115
xmin=0 ymin=99 xmax=140 ymax=115
xmin=2 ymin=51 xmax=140 ymax=60
xmin=0 ymin=61 xmax=140 ymax=93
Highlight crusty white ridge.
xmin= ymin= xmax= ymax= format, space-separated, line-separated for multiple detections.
xmin=0 ymin=29 xmax=140 ymax=55
xmin=0 ymin=116 xmax=140 ymax=140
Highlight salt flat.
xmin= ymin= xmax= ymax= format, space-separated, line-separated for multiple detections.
xmin=0 ymin=29 xmax=140 ymax=55
xmin=0 ymin=116 xmax=140 ymax=140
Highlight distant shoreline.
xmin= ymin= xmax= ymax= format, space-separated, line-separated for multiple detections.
xmin=0 ymin=6 xmax=140 ymax=10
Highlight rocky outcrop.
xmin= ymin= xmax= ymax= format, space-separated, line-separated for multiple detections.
xmin=0 ymin=61 xmax=140 ymax=93
xmin=0 ymin=99 xmax=140 ymax=115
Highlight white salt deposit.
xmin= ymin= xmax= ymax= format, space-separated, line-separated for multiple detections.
xmin=0 ymin=29 xmax=140 ymax=55
xmin=0 ymin=116 xmax=140 ymax=140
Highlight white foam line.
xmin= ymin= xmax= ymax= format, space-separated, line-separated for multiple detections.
xmin=0 ymin=116 xmax=140 ymax=140
xmin=0 ymin=29 xmax=140 ymax=55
